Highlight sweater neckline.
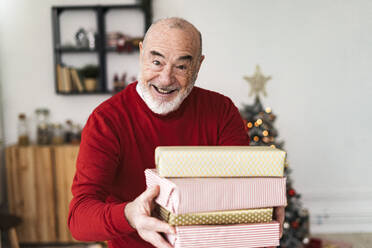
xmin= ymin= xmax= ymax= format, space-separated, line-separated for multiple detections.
xmin=131 ymin=81 xmax=194 ymax=120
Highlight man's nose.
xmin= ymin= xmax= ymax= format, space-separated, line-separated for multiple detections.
xmin=159 ymin=64 xmax=174 ymax=85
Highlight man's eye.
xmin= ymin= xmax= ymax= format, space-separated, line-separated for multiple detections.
xmin=152 ymin=60 xmax=160 ymax=66
xmin=177 ymin=65 xmax=187 ymax=70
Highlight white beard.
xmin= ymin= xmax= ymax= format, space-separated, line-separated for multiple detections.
xmin=137 ymin=76 xmax=195 ymax=115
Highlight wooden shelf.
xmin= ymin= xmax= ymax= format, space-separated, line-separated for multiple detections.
xmin=55 ymin=47 xmax=98 ymax=53
xmin=54 ymin=4 xmax=143 ymax=11
xmin=56 ymin=90 xmax=113 ymax=95
xmin=105 ymin=46 xmax=140 ymax=53
xmin=52 ymin=1 xmax=152 ymax=95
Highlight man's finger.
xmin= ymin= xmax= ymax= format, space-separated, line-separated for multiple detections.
xmin=142 ymin=216 xmax=176 ymax=234
xmin=147 ymin=231 xmax=174 ymax=248
xmin=276 ymin=206 xmax=285 ymax=222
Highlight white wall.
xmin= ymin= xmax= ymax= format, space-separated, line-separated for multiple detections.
xmin=1 ymin=0 xmax=371 ymax=233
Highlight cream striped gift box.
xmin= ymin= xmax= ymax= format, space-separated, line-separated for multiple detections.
xmin=155 ymin=146 xmax=286 ymax=177
xmin=145 ymin=169 xmax=287 ymax=214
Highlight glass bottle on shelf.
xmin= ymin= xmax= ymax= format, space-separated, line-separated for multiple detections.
xmin=71 ymin=124 xmax=81 ymax=144
xmin=52 ymin=123 xmax=64 ymax=145
xmin=130 ymin=75 xmax=137 ymax=84
xmin=76 ymin=124 xmax=82 ymax=142
xmin=64 ymin=120 xmax=73 ymax=143
xmin=113 ymin=74 xmax=120 ymax=93
xmin=17 ymin=113 xmax=29 ymax=146
xmin=35 ymin=108 xmax=51 ymax=145
xmin=120 ymin=73 xmax=127 ymax=90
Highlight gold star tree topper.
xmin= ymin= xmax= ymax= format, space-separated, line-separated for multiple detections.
xmin=244 ymin=65 xmax=272 ymax=97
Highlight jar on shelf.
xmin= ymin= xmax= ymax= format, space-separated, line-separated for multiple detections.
xmin=35 ymin=108 xmax=51 ymax=145
xmin=17 ymin=113 xmax=29 ymax=146
xmin=52 ymin=123 xmax=64 ymax=145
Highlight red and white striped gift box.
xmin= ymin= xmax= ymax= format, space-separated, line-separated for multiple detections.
xmin=145 ymin=169 xmax=286 ymax=214
xmin=166 ymin=221 xmax=280 ymax=248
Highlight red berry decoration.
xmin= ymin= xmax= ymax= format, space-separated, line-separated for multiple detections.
xmin=288 ymin=189 xmax=296 ymax=196
xmin=291 ymin=221 xmax=299 ymax=229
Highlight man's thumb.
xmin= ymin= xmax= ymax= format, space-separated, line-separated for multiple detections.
xmin=141 ymin=185 xmax=160 ymax=202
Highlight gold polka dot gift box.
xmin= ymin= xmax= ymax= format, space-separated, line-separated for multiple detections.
xmin=155 ymin=204 xmax=273 ymax=226
xmin=155 ymin=146 xmax=286 ymax=177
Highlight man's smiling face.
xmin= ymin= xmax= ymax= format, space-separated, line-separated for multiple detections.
xmin=138 ymin=21 xmax=204 ymax=115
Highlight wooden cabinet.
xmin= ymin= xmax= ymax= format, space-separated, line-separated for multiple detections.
xmin=5 ymin=145 xmax=80 ymax=243
xmin=54 ymin=145 xmax=80 ymax=242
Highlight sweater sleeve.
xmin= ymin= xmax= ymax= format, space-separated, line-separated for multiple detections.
xmin=217 ymin=97 xmax=250 ymax=146
xmin=68 ymin=110 xmax=136 ymax=241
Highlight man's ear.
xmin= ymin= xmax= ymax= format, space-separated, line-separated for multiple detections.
xmin=199 ymin=55 xmax=205 ymax=65
xmin=139 ymin=41 xmax=143 ymax=52
xmin=139 ymin=41 xmax=143 ymax=61
xmin=197 ymin=55 xmax=205 ymax=72
xmin=193 ymin=55 xmax=205 ymax=82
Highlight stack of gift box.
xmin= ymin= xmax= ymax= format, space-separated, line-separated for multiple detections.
xmin=145 ymin=146 xmax=287 ymax=248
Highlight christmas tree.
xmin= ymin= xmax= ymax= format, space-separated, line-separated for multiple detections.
xmin=240 ymin=65 xmax=310 ymax=248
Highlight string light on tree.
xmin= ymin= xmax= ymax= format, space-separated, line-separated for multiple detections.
xmin=240 ymin=65 xmax=310 ymax=248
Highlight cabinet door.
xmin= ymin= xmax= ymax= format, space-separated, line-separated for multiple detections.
xmin=54 ymin=145 xmax=80 ymax=242
xmin=5 ymin=145 xmax=57 ymax=242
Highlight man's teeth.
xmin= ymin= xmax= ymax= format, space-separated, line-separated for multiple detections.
xmin=158 ymin=88 xmax=172 ymax=93
xmin=154 ymin=85 xmax=175 ymax=94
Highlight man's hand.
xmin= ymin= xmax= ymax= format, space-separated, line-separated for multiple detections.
xmin=274 ymin=206 xmax=285 ymax=238
xmin=267 ymin=206 xmax=285 ymax=248
xmin=125 ymin=185 xmax=175 ymax=248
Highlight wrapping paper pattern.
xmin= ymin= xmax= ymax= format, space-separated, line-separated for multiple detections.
xmin=145 ymin=169 xmax=287 ymax=214
xmin=155 ymin=146 xmax=286 ymax=177
xmin=156 ymin=205 xmax=273 ymax=226
xmin=166 ymin=221 xmax=280 ymax=248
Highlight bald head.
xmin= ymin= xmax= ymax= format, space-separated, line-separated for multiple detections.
xmin=142 ymin=17 xmax=203 ymax=57
xmin=137 ymin=17 xmax=205 ymax=115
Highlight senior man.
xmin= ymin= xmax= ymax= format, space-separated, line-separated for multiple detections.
xmin=68 ymin=17 xmax=284 ymax=248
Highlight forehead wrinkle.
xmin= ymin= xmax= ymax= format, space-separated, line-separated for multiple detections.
xmin=146 ymin=40 xmax=196 ymax=63
xmin=143 ymin=18 xmax=202 ymax=57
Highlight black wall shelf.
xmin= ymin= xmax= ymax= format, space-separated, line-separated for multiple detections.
xmin=51 ymin=0 xmax=152 ymax=95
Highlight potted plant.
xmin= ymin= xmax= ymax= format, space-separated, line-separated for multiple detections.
xmin=80 ymin=64 xmax=99 ymax=92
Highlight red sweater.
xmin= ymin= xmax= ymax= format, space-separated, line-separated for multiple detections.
xmin=68 ymin=82 xmax=250 ymax=247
